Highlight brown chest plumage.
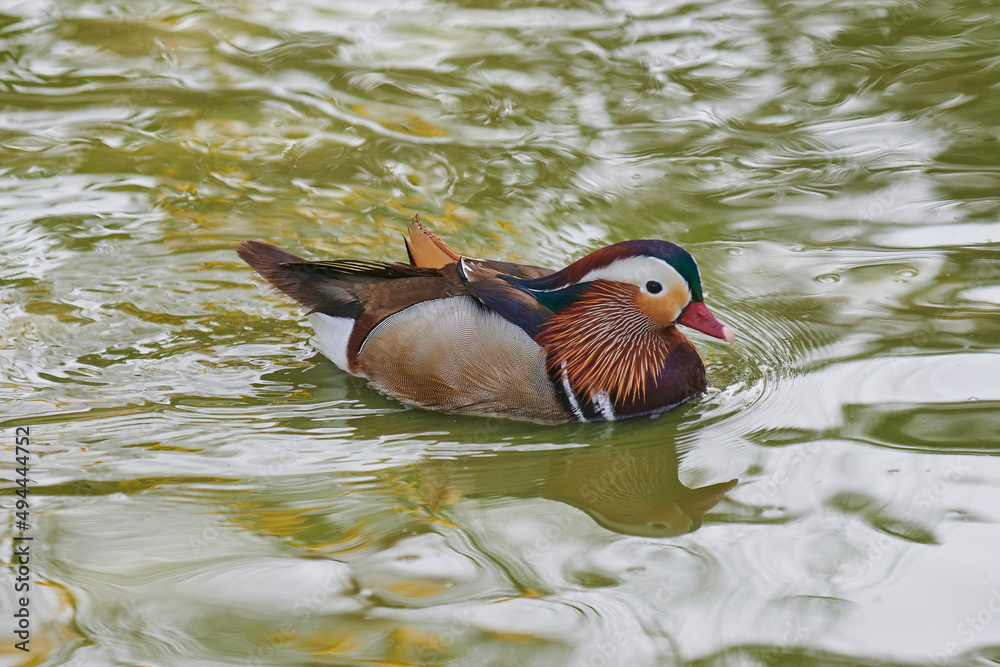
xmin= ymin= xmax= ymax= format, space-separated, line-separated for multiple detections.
xmin=536 ymin=281 xmax=706 ymax=416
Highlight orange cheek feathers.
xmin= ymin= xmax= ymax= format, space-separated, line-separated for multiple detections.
xmin=635 ymin=285 xmax=688 ymax=325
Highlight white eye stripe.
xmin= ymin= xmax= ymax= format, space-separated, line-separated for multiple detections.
xmin=576 ymin=256 xmax=688 ymax=296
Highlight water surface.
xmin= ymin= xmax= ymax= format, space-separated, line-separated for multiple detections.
xmin=2 ymin=0 xmax=1000 ymax=665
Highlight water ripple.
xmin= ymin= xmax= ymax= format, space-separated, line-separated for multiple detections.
xmin=4 ymin=0 xmax=1000 ymax=664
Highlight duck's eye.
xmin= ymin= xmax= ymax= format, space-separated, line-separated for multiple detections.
xmin=645 ymin=280 xmax=663 ymax=294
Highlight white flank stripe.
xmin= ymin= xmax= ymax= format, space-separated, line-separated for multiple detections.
xmin=559 ymin=361 xmax=585 ymax=421
xmin=594 ymin=390 xmax=616 ymax=421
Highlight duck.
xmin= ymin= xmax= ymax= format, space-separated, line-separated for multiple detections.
xmin=237 ymin=216 xmax=735 ymax=423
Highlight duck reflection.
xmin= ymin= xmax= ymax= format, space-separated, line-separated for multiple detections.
xmin=414 ymin=441 xmax=737 ymax=538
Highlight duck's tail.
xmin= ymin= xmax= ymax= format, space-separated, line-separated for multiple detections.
xmin=236 ymin=240 xmax=362 ymax=318
xmin=404 ymin=214 xmax=462 ymax=268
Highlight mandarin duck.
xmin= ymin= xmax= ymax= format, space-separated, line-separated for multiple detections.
xmin=237 ymin=217 xmax=734 ymax=422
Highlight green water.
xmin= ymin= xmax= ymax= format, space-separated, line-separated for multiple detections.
xmin=2 ymin=0 xmax=1000 ymax=664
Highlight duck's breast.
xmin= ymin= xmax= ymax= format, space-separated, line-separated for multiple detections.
xmin=614 ymin=333 xmax=706 ymax=417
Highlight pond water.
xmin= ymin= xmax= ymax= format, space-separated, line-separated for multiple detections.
xmin=2 ymin=0 xmax=1000 ymax=665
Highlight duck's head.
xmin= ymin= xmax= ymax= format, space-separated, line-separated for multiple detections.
xmin=516 ymin=239 xmax=735 ymax=343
